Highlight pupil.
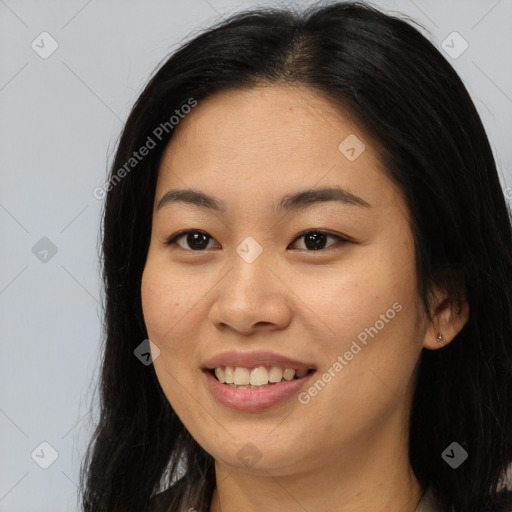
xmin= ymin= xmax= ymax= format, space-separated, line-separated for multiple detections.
xmin=187 ymin=232 xmax=208 ymax=250
xmin=305 ymin=232 xmax=326 ymax=251
xmin=186 ymin=231 xmax=327 ymax=251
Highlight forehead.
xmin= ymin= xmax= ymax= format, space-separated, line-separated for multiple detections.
xmin=165 ymin=85 xmax=364 ymax=163
xmin=156 ymin=85 xmax=401 ymax=214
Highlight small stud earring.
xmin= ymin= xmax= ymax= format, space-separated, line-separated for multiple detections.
xmin=436 ymin=333 xmax=448 ymax=345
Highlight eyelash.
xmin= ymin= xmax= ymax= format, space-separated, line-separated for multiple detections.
xmin=164 ymin=229 xmax=349 ymax=252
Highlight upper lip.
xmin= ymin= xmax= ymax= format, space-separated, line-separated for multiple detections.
xmin=202 ymin=351 xmax=316 ymax=371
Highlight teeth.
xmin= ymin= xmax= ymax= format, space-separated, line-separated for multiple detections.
xmin=250 ymin=366 xmax=269 ymax=386
xmin=213 ymin=366 xmax=311 ymax=385
xmin=215 ymin=367 xmax=226 ymax=383
xmin=233 ymin=367 xmax=250 ymax=385
xmin=282 ymin=368 xmax=295 ymax=381
xmin=225 ymin=366 xmax=234 ymax=384
xmin=268 ymin=366 xmax=283 ymax=382
xmin=226 ymin=383 xmax=269 ymax=389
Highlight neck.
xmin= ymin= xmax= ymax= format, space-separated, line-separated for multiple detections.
xmin=208 ymin=409 xmax=424 ymax=512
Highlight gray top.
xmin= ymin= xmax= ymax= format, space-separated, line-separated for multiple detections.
xmin=415 ymin=487 xmax=452 ymax=512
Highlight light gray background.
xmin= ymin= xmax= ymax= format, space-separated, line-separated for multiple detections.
xmin=1 ymin=0 xmax=511 ymax=510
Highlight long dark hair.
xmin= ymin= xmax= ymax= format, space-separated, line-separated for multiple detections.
xmin=79 ymin=2 xmax=512 ymax=511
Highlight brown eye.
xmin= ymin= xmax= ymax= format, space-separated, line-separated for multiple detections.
xmin=165 ymin=230 xmax=219 ymax=251
xmin=165 ymin=229 xmax=348 ymax=252
xmin=291 ymin=230 xmax=348 ymax=251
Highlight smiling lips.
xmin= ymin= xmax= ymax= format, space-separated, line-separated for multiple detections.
xmin=203 ymin=350 xmax=315 ymax=388
xmin=203 ymin=350 xmax=316 ymax=371
xmin=202 ymin=351 xmax=317 ymax=411
xmin=214 ymin=366 xmax=310 ymax=388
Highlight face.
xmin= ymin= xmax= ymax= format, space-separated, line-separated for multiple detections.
xmin=141 ymin=85 xmax=431 ymax=476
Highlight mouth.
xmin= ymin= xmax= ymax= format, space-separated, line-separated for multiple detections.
xmin=205 ymin=366 xmax=317 ymax=390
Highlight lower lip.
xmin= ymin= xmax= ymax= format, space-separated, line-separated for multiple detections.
xmin=203 ymin=370 xmax=316 ymax=412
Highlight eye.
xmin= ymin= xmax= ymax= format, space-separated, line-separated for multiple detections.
xmin=165 ymin=230 xmax=219 ymax=251
xmin=290 ymin=230 xmax=348 ymax=251
xmin=165 ymin=229 xmax=348 ymax=252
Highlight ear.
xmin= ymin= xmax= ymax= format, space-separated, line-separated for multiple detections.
xmin=422 ymin=292 xmax=470 ymax=350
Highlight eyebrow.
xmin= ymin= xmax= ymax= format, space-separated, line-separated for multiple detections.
xmin=156 ymin=186 xmax=371 ymax=213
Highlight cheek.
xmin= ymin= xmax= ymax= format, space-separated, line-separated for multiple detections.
xmin=141 ymin=266 xmax=169 ymax=340
xmin=293 ymin=244 xmax=422 ymax=399
xmin=140 ymin=257 xmax=207 ymax=385
xmin=141 ymin=262 xmax=194 ymax=409
xmin=141 ymin=258 xmax=193 ymax=343
xmin=290 ymin=257 xmax=410 ymax=346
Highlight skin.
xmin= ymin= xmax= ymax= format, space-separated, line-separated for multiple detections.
xmin=141 ymin=85 xmax=469 ymax=512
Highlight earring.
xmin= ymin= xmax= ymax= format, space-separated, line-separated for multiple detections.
xmin=436 ymin=333 xmax=448 ymax=345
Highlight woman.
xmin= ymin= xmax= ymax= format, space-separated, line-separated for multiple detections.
xmin=79 ymin=2 xmax=512 ymax=511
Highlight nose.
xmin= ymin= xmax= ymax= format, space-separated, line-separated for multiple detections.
xmin=208 ymin=248 xmax=293 ymax=335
